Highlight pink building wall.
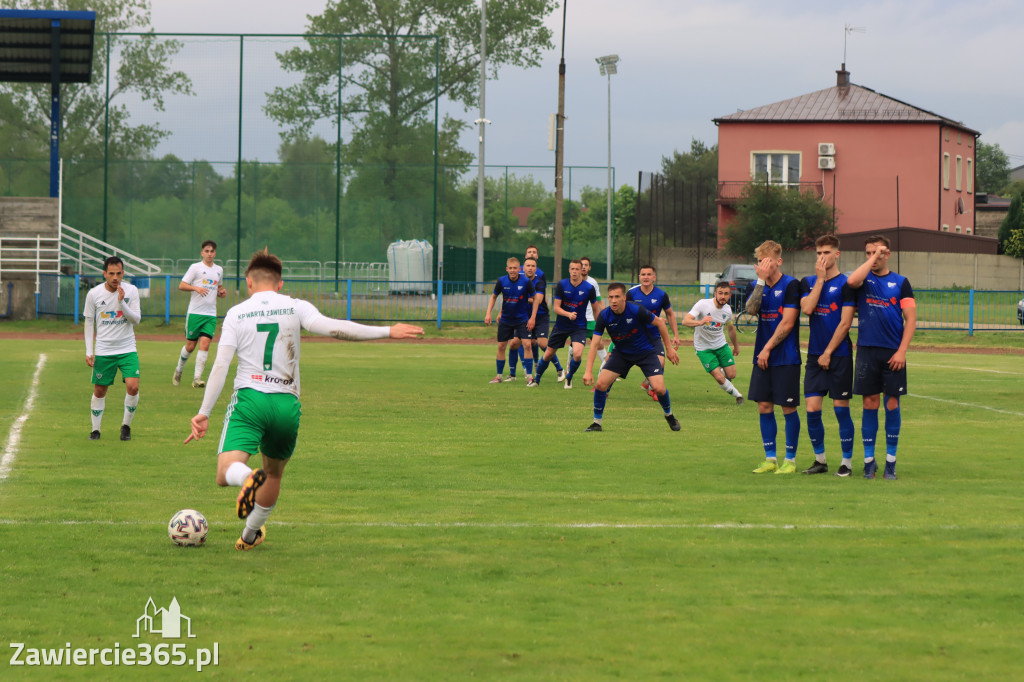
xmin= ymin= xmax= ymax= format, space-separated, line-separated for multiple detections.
xmin=717 ymin=121 xmax=976 ymax=244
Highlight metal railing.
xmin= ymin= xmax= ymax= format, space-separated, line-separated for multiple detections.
xmin=35 ymin=274 xmax=1024 ymax=334
xmin=0 ymin=236 xmax=61 ymax=294
xmin=60 ymin=223 xmax=162 ymax=277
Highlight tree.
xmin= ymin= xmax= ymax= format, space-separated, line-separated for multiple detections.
xmin=998 ymin=192 xmax=1024 ymax=252
xmin=0 ymin=0 xmax=192 ymax=162
xmin=975 ymin=141 xmax=1011 ymax=195
xmin=723 ymin=181 xmax=836 ymax=258
xmin=613 ymin=184 xmax=637 ymax=277
xmin=661 ymin=138 xmax=718 ymax=184
xmin=265 ymin=0 xmax=556 ymax=200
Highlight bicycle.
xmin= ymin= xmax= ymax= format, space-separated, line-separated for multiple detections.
xmin=733 ymin=310 xmax=758 ymax=334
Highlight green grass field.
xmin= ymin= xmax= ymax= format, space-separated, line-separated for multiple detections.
xmin=1 ymin=335 xmax=1022 ymax=680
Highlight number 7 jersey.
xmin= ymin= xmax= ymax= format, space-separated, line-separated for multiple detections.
xmin=219 ymin=291 xmax=323 ymax=397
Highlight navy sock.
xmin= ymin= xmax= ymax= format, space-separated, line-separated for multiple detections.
xmin=567 ymin=357 xmax=581 ymax=380
xmin=834 ymin=406 xmax=854 ymax=458
xmin=885 ymin=402 xmax=901 ymax=460
xmin=807 ymin=410 xmax=825 ymax=455
xmin=593 ymin=389 xmax=609 ymax=421
xmin=784 ymin=411 xmax=800 ymax=460
xmin=552 ymin=353 xmax=563 ymax=371
xmin=759 ymin=412 xmax=777 ymax=459
xmin=657 ymin=389 xmax=671 ymax=415
xmin=532 ymin=346 xmax=540 ymax=365
xmin=496 ymin=359 xmax=505 ymax=375
xmin=862 ymin=408 xmax=878 ymax=461
xmin=523 ymin=358 xmax=533 ymax=376
xmin=535 ymin=357 xmax=550 ymax=381
xmin=509 ymin=349 xmax=518 ymax=376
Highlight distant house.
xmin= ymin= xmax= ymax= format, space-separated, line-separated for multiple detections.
xmin=714 ymin=65 xmax=983 ymax=248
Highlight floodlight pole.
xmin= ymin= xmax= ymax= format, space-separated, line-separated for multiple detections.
xmin=553 ymin=1 xmax=568 ymax=282
xmin=474 ymin=0 xmax=487 ymax=289
xmin=596 ymin=55 xmax=618 ymax=279
xmin=49 ymin=21 xmax=62 ymax=198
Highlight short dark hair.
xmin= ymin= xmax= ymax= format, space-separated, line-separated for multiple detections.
xmin=579 ymin=256 xmax=592 ymax=265
xmin=815 ymin=234 xmax=840 ymax=249
xmin=526 ymin=244 xmax=538 ymax=253
xmin=103 ymin=256 xmax=124 ymax=272
xmin=245 ymin=248 xmax=282 ymax=284
xmin=715 ymin=280 xmax=732 ymax=290
xmin=639 ymin=264 xmax=657 ymax=274
xmin=524 ymin=257 xmax=537 ymax=266
xmin=606 ymin=282 xmax=626 ymax=295
xmin=201 ymin=240 xmax=217 ymax=251
xmin=569 ymin=258 xmax=582 ymax=267
xmin=865 ymin=235 xmax=890 ymax=248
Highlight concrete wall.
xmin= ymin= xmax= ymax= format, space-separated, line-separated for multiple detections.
xmin=0 ymin=197 xmax=59 ymax=235
xmin=652 ymin=247 xmax=1024 ymax=290
xmin=0 ymin=280 xmax=41 ymax=321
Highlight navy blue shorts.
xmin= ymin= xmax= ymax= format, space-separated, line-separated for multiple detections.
xmin=602 ymin=350 xmax=663 ymax=380
xmin=804 ymin=354 xmax=853 ymax=400
xmin=748 ymin=363 xmax=801 ymax=407
xmin=548 ymin=328 xmax=588 ymax=350
xmin=530 ymin=315 xmax=550 ymax=340
xmin=648 ymin=334 xmax=665 ymax=357
xmin=497 ymin=320 xmax=530 ymax=343
xmin=854 ymin=346 xmax=908 ymax=397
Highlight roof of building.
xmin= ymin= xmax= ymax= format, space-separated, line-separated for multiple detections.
xmin=714 ymin=68 xmax=979 ymax=135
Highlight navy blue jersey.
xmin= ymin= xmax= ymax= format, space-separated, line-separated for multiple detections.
xmin=553 ymin=279 xmax=597 ymax=331
xmin=492 ymin=274 xmax=536 ymax=325
xmin=594 ymin=303 xmax=657 ymax=359
xmin=750 ymin=274 xmax=801 ymax=366
xmin=852 ymin=271 xmax=914 ymax=349
xmin=800 ymin=273 xmax=855 ymax=356
xmin=626 ymin=285 xmax=672 ymax=337
xmin=529 ymin=272 xmax=550 ymax=316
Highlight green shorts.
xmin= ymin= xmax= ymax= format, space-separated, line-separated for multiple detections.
xmin=91 ymin=352 xmax=140 ymax=386
xmin=186 ymin=313 xmax=218 ymax=341
xmin=696 ymin=345 xmax=736 ymax=373
xmin=219 ymin=388 xmax=302 ymax=460
xmin=586 ymin=321 xmax=596 ymax=333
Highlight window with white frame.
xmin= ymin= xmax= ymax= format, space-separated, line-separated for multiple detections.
xmin=956 ymin=155 xmax=963 ymax=191
xmin=942 ymin=224 xmax=949 ymax=232
xmin=967 ymin=158 xmax=974 ymax=193
xmin=752 ymin=152 xmax=801 ymax=187
xmin=943 ymin=153 xmax=950 ymax=190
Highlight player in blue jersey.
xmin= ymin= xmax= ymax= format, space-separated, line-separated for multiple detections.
xmin=626 ymin=264 xmax=680 ymax=400
xmin=846 ymin=235 xmax=917 ymax=480
xmin=484 ymin=257 xmax=539 ymax=384
xmin=533 ymin=259 xmax=600 ymax=389
xmin=745 ymin=240 xmax=802 ymax=474
xmin=799 ymin=235 xmax=856 ymax=476
xmin=581 ymin=283 xmax=681 ymax=431
xmin=509 ymin=252 xmax=565 ymax=382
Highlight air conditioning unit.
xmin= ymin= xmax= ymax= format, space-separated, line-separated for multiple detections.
xmin=818 ymin=142 xmax=836 ymax=156
xmin=818 ymin=156 xmax=836 ymax=170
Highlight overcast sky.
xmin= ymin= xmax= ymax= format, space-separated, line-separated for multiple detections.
xmin=148 ymin=0 xmax=1024 ymax=189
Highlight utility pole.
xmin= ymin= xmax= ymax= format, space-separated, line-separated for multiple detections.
xmin=475 ymin=0 xmax=488 ymax=288
xmin=553 ymin=1 xmax=568 ymax=282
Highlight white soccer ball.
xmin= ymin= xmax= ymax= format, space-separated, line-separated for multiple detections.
xmin=168 ymin=509 xmax=209 ymax=547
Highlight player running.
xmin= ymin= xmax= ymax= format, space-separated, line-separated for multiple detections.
xmin=533 ymin=259 xmax=600 ymax=388
xmin=626 ymin=264 xmax=680 ymax=400
xmin=185 ymin=249 xmax=423 ymax=550
xmin=173 ymin=240 xmax=226 ymax=388
xmin=83 ymin=256 xmax=142 ymax=441
xmin=799 ymin=235 xmax=856 ymax=476
xmin=484 ymin=257 xmax=539 ymax=384
xmin=681 ymin=281 xmax=744 ymax=404
xmin=581 ymin=282 xmax=681 ymax=432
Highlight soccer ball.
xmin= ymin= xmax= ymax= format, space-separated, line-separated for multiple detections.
xmin=168 ymin=509 xmax=209 ymax=547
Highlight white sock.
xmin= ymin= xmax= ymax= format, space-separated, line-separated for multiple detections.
xmin=597 ymin=348 xmax=608 ymax=362
xmin=720 ymin=379 xmax=742 ymax=398
xmin=841 ymin=457 xmax=853 ymax=468
xmin=816 ymin=453 xmax=828 ymax=464
xmin=243 ymin=502 xmax=274 ymax=542
xmin=225 ymin=461 xmax=253 ymax=487
xmin=90 ymin=396 xmax=105 ymax=431
xmin=176 ymin=346 xmax=192 ymax=372
xmin=886 ymin=454 xmax=897 ymax=463
xmin=123 ymin=393 xmax=139 ymax=426
xmin=194 ymin=350 xmax=208 ymax=379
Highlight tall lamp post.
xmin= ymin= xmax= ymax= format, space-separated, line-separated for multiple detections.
xmin=596 ymin=54 xmax=619 ymax=279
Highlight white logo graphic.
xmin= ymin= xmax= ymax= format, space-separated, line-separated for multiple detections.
xmin=829 ymin=286 xmax=838 ymax=293
xmin=842 ymin=391 xmax=850 ymax=396
xmin=887 ymin=281 xmax=897 ymax=288
xmin=786 ymin=398 xmax=794 ymax=403
xmin=626 ymin=318 xmax=633 ymax=324
xmin=650 ymin=298 xmax=657 ymax=304
xmin=134 ymin=598 xmax=195 ymax=639
xmin=517 ymin=285 xmax=522 ymax=290
xmin=774 ymin=290 xmax=782 ymax=297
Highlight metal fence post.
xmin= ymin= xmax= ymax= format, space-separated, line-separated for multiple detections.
xmin=968 ymin=288 xmax=974 ymax=336
xmin=436 ymin=279 xmax=443 ymax=330
xmin=74 ymin=274 xmax=80 ymax=324
xmin=165 ymin=274 xmax=172 ymax=325
xmin=346 ymin=279 xmax=352 ymax=321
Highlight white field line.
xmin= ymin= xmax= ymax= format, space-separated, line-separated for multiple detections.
xmin=911 ymin=363 xmax=1024 ymax=376
xmin=0 ymin=354 xmax=47 ymax=483
xmin=0 ymin=519 xmax=1016 ymax=532
xmin=907 ymin=392 xmax=1024 ymax=417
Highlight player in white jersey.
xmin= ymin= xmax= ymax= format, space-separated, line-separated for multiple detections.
xmin=83 ymin=256 xmax=143 ymax=441
xmin=579 ymin=257 xmax=607 ymax=365
xmin=173 ymin=240 xmax=226 ymax=388
xmin=185 ymin=249 xmax=424 ymax=551
xmin=682 ymin=281 xmax=744 ymax=404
